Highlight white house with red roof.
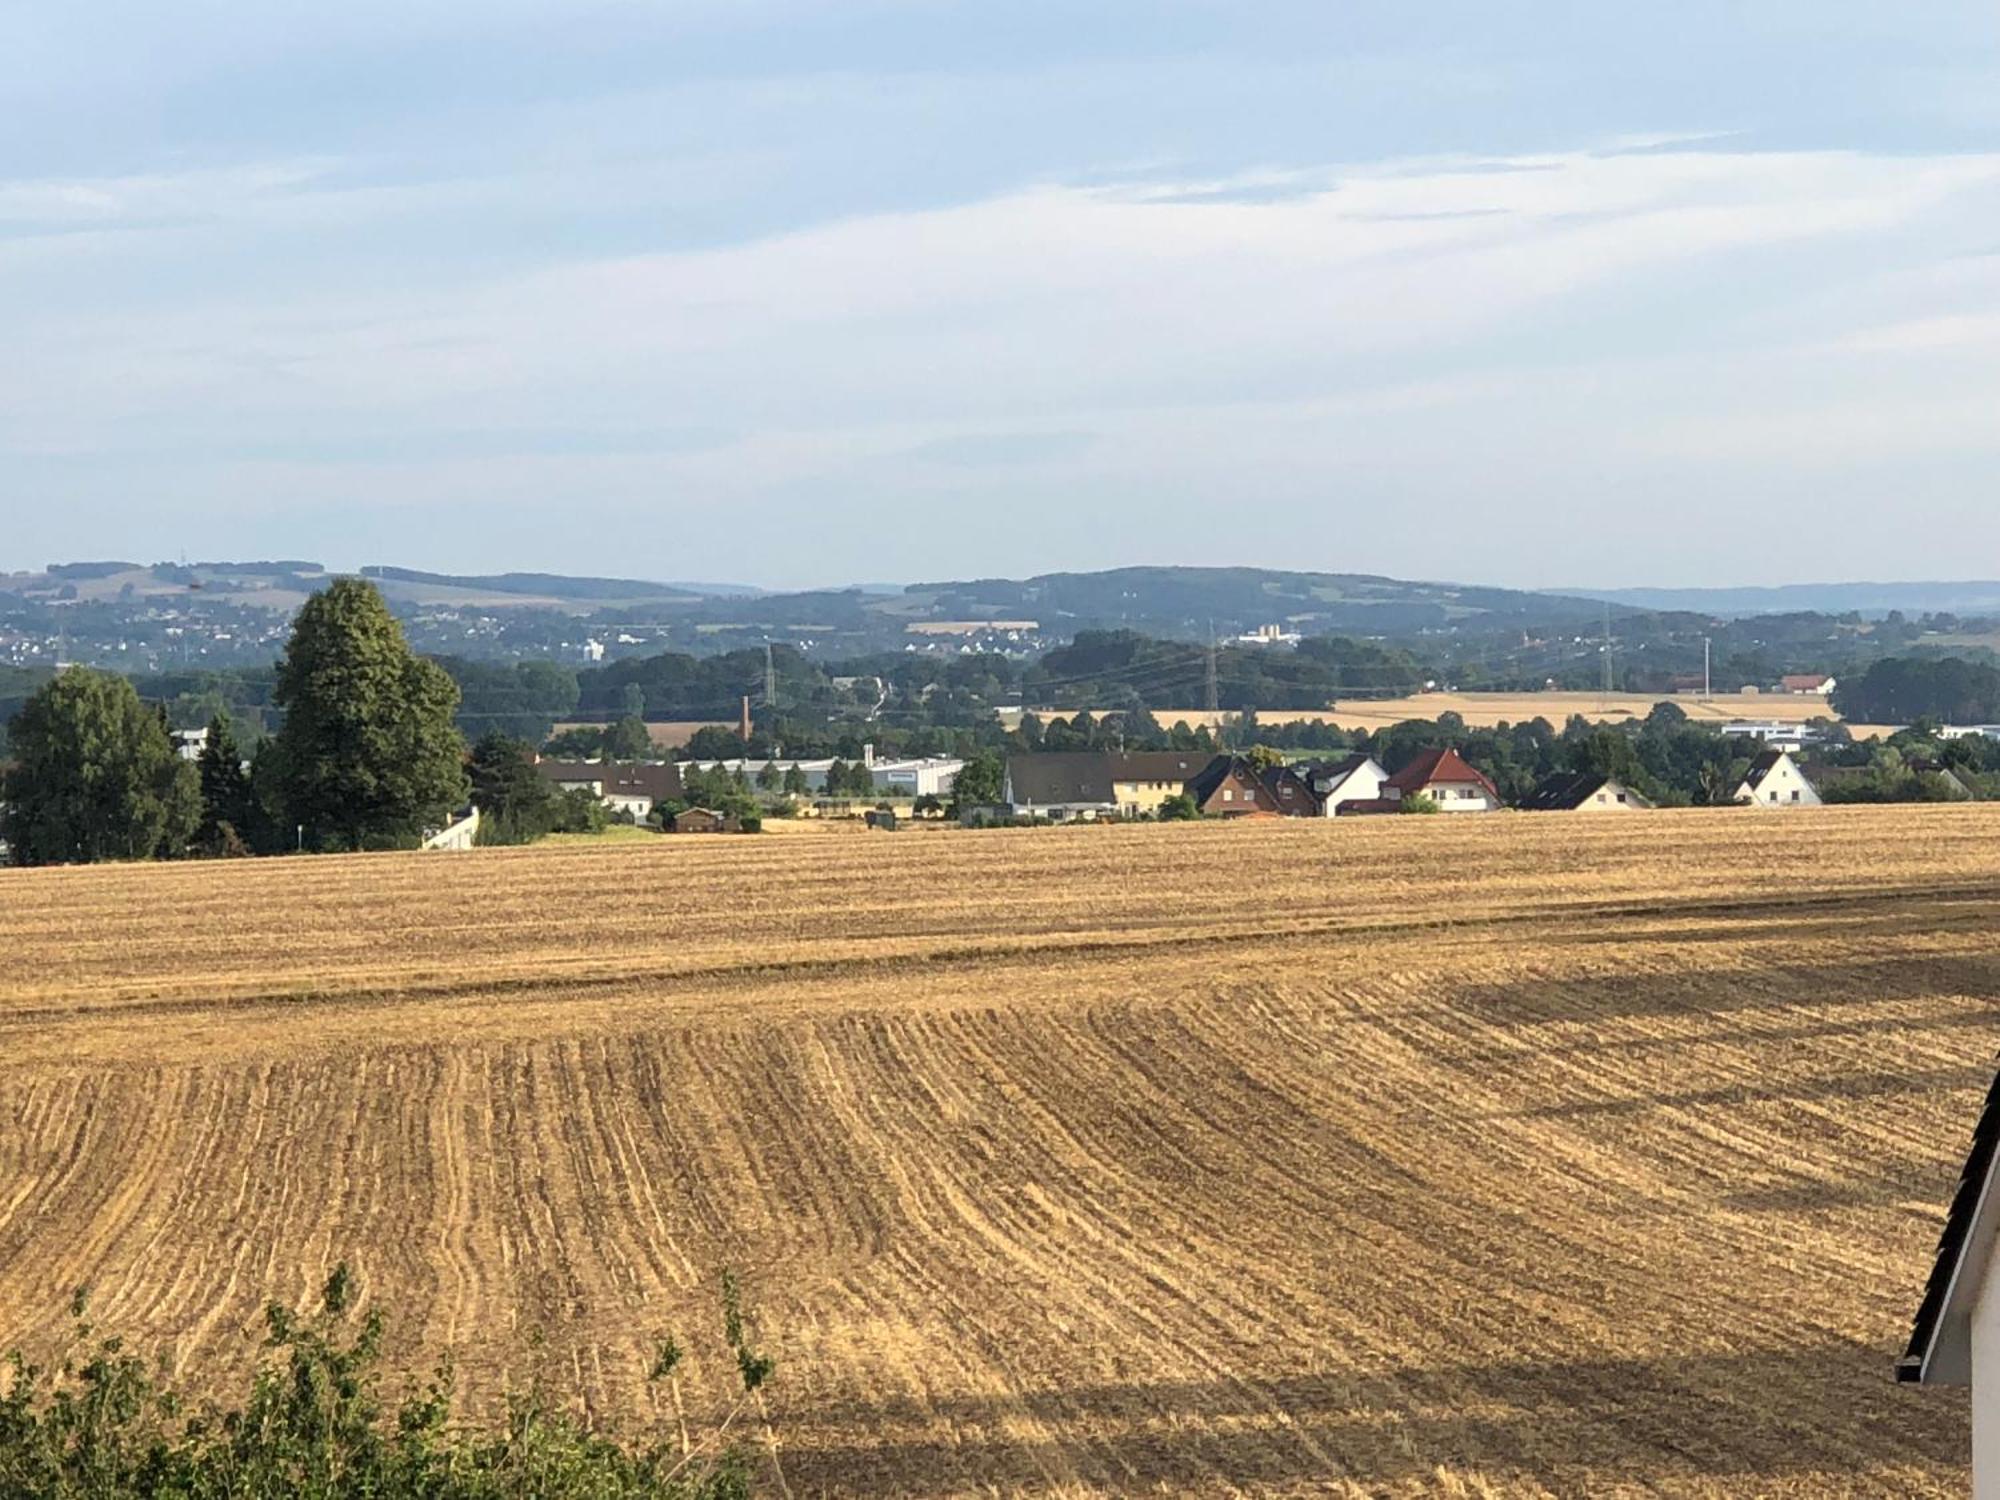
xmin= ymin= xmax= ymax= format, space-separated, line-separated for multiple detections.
xmin=1381 ymin=748 xmax=1502 ymax=812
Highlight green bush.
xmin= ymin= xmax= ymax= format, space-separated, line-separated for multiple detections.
xmin=0 ymin=1268 xmax=772 ymax=1499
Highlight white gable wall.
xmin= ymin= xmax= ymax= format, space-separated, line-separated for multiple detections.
xmin=1737 ymin=754 xmax=1823 ymax=809
xmin=1976 ymin=1264 xmax=2000 ymax=1497
xmin=1320 ymin=758 xmax=1389 ymax=816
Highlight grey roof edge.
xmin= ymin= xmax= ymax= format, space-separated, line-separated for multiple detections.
xmin=1901 ymin=1060 xmax=2000 ymax=1385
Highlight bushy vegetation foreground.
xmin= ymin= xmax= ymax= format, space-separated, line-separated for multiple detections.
xmin=0 ymin=1269 xmax=771 ymax=1499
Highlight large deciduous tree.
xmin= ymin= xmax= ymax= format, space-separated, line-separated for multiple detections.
xmin=272 ymin=579 xmax=469 ymax=851
xmin=0 ymin=669 xmax=198 ymax=865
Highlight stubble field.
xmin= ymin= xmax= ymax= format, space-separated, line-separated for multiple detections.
xmin=1 ymin=809 xmax=1993 ymax=1496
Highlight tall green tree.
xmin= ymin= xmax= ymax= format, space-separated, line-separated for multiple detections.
xmin=271 ymin=579 xmax=469 ymax=851
xmin=196 ymin=712 xmax=255 ymax=854
xmin=0 ymin=670 xmax=198 ymax=865
xmin=603 ymin=715 xmax=652 ymax=760
xmin=949 ymin=750 xmax=1004 ymax=811
xmin=468 ymin=731 xmax=559 ymax=844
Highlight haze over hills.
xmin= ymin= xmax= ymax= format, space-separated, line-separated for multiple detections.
xmin=1560 ymin=581 xmax=2000 ymax=618
xmin=5 ymin=559 xmax=1622 ymax=637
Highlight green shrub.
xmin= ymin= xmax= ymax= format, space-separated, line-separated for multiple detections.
xmin=0 ymin=1267 xmax=772 ymax=1499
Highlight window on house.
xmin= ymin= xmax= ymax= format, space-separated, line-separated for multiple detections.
xmin=1791 ymin=790 xmax=1800 ymax=802
xmin=1223 ymin=789 xmax=1233 ymax=801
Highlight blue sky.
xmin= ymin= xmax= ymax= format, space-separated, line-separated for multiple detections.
xmin=4 ymin=3 xmax=1999 ymax=589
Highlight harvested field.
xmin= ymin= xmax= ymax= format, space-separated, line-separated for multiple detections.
xmin=1142 ymin=691 xmax=1895 ymax=737
xmin=1 ymin=809 xmax=1993 ymax=1495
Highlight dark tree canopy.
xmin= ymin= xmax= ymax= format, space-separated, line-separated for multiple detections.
xmin=271 ymin=580 xmax=468 ymax=851
xmin=196 ymin=712 xmax=255 ymax=854
xmin=0 ymin=669 xmax=197 ymax=865
xmin=467 ymin=731 xmax=561 ymax=844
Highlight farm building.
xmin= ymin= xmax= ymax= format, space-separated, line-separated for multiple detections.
xmin=1780 ymin=673 xmax=1836 ymax=695
xmin=1382 ymin=748 xmax=1501 ymax=812
xmin=1185 ymin=756 xmax=1283 ymax=817
xmin=1297 ymin=754 xmax=1389 ymax=816
xmin=1518 ymin=772 xmax=1654 ymax=812
xmin=1899 ymin=1066 xmax=2000 ymax=1495
xmin=671 ymin=807 xmax=740 ymax=834
xmin=1736 ymin=750 xmax=1822 ymax=808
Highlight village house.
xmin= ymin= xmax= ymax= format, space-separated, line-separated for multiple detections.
xmin=1185 ymin=755 xmax=1283 ymax=817
xmin=1105 ymin=751 xmax=1212 ymax=817
xmin=1002 ymin=753 xmax=1119 ymax=820
xmin=1780 ymin=673 xmax=1837 ymax=695
xmin=1381 ymin=748 xmax=1502 ymax=812
xmin=1735 ymin=749 xmax=1822 ymax=808
xmin=536 ymin=759 xmax=684 ymax=820
xmin=1899 ymin=1068 xmax=2000 ymax=1495
xmin=1518 ymin=771 xmax=1654 ymax=812
xmin=1256 ymin=762 xmax=1322 ymax=816
xmin=1295 ymin=753 xmax=1389 ymax=816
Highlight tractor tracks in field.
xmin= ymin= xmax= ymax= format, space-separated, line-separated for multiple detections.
xmin=6 ymin=874 xmax=1995 ymax=1067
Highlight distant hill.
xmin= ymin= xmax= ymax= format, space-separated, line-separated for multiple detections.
xmin=894 ymin=565 xmax=1621 ymax=639
xmin=1562 ymin=581 xmax=2000 ymax=618
xmin=359 ymin=567 xmax=762 ymax=603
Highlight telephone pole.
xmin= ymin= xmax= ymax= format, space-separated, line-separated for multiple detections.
xmin=1703 ymin=635 xmax=1712 ymax=701
xmin=1204 ymin=622 xmax=1219 ymax=716
xmin=764 ymin=642 xmax=777 ymax=712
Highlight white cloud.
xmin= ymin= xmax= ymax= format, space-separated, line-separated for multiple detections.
xmin=7 ymin=141 xmax=2000 ymax=583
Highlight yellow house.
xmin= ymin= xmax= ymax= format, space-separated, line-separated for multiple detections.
xmin=1105 ymin=751 xmax=1213 ymax=816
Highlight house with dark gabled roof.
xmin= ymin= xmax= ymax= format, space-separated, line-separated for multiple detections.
xmin=1898 ymin=1064 xmax=2000 ymax=1493
xmin=1297 ymin=753 xmax=1389 ymax=816
xmin=1002 ymin=753 xmax=1118 ymax=820
xmin=1381 ymin=748 xmax=1501 ymax=812
xmin=1735 ymin=749 xmax=1821 ymax=809
xmin=1256 ymin=763 xmax=1323 ymax=818
xmin=536 ymin=759 xmax=684 ymax=819
xmin=1518 ymin=771 xmax=1654 ymax=813
xmin=1185 ymin=755 xmax=1283 ymax=817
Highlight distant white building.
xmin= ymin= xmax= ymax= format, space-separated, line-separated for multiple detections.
xmin=1719 ymin=720 xmax=1824 ymax=753
xmin=171 ymin=727 xmax=208 ymax=762
xmin=1235 ymin=623 xmax=1301 ymax=647
xmin=1735 ymin=750 xmax=1822 ymax=808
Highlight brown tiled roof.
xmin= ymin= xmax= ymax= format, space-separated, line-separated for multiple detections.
xmin=1382 ymin=747 xmax=1498 ymax=800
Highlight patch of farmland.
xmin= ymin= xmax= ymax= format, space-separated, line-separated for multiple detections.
xmin=0 ymin=809 xmax=1993 ymax=1495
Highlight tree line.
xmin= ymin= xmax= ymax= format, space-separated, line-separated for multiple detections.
xmin=1 ymin=581 xmax=473 ymax=864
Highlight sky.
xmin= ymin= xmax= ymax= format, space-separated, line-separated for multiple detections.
xmin=4 ymin=3 xmax=2000 ymax=591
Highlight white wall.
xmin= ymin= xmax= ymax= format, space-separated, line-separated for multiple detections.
xmin=1320 ymin=760 xmax=1388 ymax=815
xmin=1428 ymin=783 xmax=1498 ymax=812
xmin=1973 ymin=1263 xmax=2000 ymax=1498
xmin=1740 ymin=756 xmax=1822 ymax=808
